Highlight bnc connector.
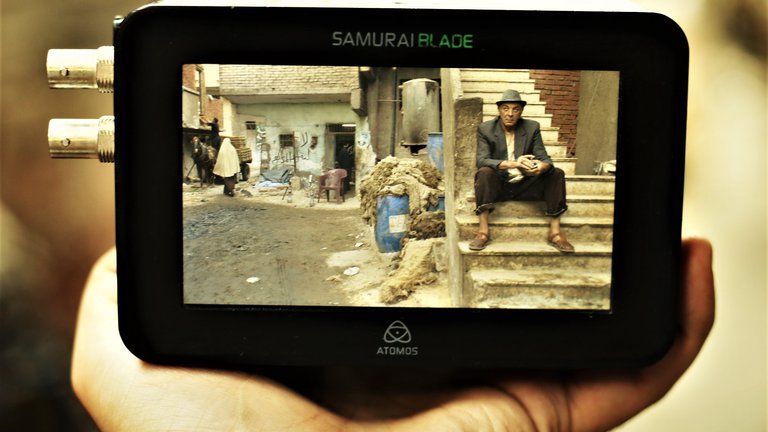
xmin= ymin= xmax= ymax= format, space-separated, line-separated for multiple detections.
xmin=48 ymin=116 xmax=115 ymax=163
xmin=47 ymin=46 xmax=114 ymax=93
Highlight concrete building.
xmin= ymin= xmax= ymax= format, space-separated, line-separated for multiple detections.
xmin=182 ymin=65 xmax=449 ymax=192
xmin=182 ymin=64 xmax=226 ymax=177
xmin=217 ymin=65 xmax=359 ymax=181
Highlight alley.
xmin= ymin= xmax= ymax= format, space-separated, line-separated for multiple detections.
xmin=181 ymin=183 xmax=450 ymax=308
xmin=183 ymin=184 xmax=381 ymax=306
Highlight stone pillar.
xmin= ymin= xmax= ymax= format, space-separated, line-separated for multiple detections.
xmin=441 ymin=68 xmax=483 ymax=307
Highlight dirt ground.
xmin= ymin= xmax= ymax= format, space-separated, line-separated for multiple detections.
xmin=182 ymin=181 xmax=450 ymax=308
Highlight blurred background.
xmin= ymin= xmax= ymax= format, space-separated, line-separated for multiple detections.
xmin=1 ymin=0 xmax=765 ymax=430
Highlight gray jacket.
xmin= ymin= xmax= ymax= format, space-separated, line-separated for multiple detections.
xmin=476 ymin=117 xmax=553 ymax=177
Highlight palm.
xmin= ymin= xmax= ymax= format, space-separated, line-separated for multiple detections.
xmin=72 ymin=239 xmax=712 ymax=431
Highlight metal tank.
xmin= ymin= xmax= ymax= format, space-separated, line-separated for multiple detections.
xmin=400 ymin=78 xmax=440 ymax=147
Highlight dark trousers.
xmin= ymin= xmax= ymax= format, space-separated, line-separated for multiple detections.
xmin=223 ymin=175 xmax=237 ymax=195
xmin=474 ymin=166 xmax=568 ymax=216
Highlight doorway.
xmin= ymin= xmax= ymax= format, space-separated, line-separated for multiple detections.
xmin=328 ymin=124 xmax=356 ymax=192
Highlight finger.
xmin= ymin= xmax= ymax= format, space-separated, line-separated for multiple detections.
xmin=71 ymin=249 xmax=343 ymax=431
xmin=633 ymin=238 xmax=715 ymax=396
xmin=345 ymin=388 xmax=537 ymax=432
xmin=564 ymin=238 xmax=715 ymax=431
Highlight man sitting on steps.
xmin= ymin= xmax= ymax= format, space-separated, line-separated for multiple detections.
xmin=469 ymin=89 xmax=575 ymax=253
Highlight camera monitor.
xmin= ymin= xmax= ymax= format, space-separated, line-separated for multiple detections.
xmin=181 ymin=64 xmax=618 ymax=312
xmin=115 ymin=3 xmax=688 ymax=368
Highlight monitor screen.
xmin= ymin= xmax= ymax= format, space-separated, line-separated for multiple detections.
xmin=181 ymin=64 xmax=618 ymax=311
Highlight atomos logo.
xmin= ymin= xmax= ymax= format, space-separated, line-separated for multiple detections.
xmin=377 ymin=320 xmax=419 ymax=356
xmin=383 ymin=320 xmax=411 ymax=343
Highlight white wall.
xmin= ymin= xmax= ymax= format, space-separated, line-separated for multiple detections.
xmin=202 ymin=64 xmax=220 ymax=89
xmin=355 ymin=117 xmax=376 ymax=181
xmin=182 ymin=88 xmax=201 ymax=128
xmin=237 ymin=103 xmax=357 ymax=175
xmin=221 ymin=97 xmax=235 ymax=136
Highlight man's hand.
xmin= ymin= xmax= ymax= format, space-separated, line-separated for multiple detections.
xmin=71 ymin=239 xmax=714 ymax=431
xmin=498 ymin=155 xmax=536 ymax=171
xmin=515 ymin=155 xmax=549 ymax=176
xmin=516 ymin=154 xmax=537 ymax=169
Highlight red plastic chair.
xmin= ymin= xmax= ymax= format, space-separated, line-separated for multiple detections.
xmin=317 ymin=169 xmax=348 ymax=203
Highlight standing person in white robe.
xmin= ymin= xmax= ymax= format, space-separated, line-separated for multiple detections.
xmin=213 ymin=138 xmax=240 ymax=196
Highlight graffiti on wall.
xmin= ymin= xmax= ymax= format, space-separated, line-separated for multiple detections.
xmin=266 ymin=130 xmax=322 ymax=168
xmin=357 ymin=131 xmax=370 ymax=148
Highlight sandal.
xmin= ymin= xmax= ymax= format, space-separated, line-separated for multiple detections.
xmin=469 ymin=232 xmax=491 ymax=251
xmin=548 ymin=232 xmax=575 ymax=253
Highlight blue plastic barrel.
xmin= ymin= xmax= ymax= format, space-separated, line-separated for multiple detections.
xmin=427 ymin=132 xmax=444 ymax=173
xmin=375 ymin=195 xmax=409 ymax=253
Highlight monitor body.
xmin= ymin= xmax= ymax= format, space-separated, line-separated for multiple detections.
xmin=114 ymin=3 xmax=688 ymax=368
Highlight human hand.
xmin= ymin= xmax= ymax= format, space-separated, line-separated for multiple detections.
xmin=517 ymin=155 xmax=549 ymax=176
xmin=520 ymin=158 xmax=550 ymax=177
xmin=516 ymin=154 xmax=537 ymax=170
xmin=72 ymin=239 xmax=714 ymax=431
xmin=498 ymin=155 xmax=535 ymax=172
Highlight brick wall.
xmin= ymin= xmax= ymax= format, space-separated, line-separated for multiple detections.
xmin=182 ymin=64 xmax=223 ymax=129
xmin=529 ymin=70 xmax=580 ymax=155
xmin=206 ymin=99 xmax=224 ymax=129
xmin=182 ymin=64 xmax=197 ymax=89
xmin=219 ymin=65 xmax=358 ymax=94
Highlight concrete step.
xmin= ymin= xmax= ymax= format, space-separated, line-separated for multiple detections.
xmin=466 ymin=195 xmax=614 ymax=217
xmin=540 ymin=127 xmax=560 ymax=143
xmin=458 ymin=240 xmax=613 ymax=271
xmin=546 ymin=143 xmax=569 ymax=158
xmin=565 ymin=175 xmax=615 ymax=196
xmin=463 ymin=79 xmax=538 ymax=93
xmin=459 ymin=69 xmax=532 ymax=82
xmin=554 ymin=158 xmax=576 ymax=175
xmin=466 ymin=269 xmax=611 ymax=310
xmin=456 ymin=215 xmax=614 ymax=243
xmin=464 ymin=90 xmax=542 ymax=104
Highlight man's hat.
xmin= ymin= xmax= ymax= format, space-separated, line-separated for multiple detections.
xmin=496 ymin=89 xmax=527 ymax=107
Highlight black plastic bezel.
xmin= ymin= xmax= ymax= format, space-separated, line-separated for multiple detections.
xmin=114 ymin=5 xmax=688 ymax=368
